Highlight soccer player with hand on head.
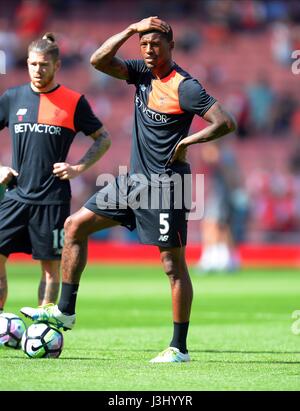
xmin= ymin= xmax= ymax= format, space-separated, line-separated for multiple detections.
xmin=0 ymin=33 xmax=111 ymax=315
xmin=22 ymin=17 xmax=236 ymax=363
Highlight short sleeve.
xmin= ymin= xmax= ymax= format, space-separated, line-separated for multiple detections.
xmin=124 ymin=59 xmax=148 ymax=85
xmin=74 ymin=96 xmax=103 ymax=135
xmin=0 ymin=91 xmax=9 ymax=130
xmin=179 ymin=78 xmax=217 ymax=117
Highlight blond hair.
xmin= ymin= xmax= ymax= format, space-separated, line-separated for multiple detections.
xmin=28 ymin=32 xmax=59 ymax=61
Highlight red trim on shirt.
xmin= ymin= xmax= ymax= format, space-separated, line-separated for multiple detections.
xmin=37 ymin=85 xmax=81 ymax=131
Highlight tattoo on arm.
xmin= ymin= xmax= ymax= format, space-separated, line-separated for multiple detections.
xmin=94 ymin=55 xmax=128 ymax=80
xmin=77 ymin=128 xmax=111 ymax=172
xmin=90 ymin=28 xmax=134 ymax=79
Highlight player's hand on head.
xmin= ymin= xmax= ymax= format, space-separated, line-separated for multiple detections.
xmin=53 ymin=163 xmax=81 ymax=180
xmin=0 ymin=166 xmax=18 ymax=185
xmin=130 ymin=16 xmax=170 ymax=34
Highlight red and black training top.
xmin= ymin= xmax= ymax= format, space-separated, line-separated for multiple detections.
xmin=0 ymin=84 xmax=102 ymax=205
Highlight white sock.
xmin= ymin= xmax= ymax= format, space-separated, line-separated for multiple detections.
xmin=215 ymin=243 xmax=231 ymax=271
xmin=199 ymin=245 xmax=215 ymax=271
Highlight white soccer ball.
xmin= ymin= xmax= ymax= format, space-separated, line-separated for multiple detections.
xmin=0 ymin=312 xmax=27 ymax=349
xmin=21 ymin=322 xmax=64 ymax=358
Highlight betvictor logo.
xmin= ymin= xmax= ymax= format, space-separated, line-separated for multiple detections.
xmin=135 ymin=96 xmax=168 ymax=123
xmin=14 ymin=123 xmax=61 ymax=135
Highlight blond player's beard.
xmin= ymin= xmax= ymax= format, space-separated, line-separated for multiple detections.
xmin=33 ymin=72 xmax=55 ymax=89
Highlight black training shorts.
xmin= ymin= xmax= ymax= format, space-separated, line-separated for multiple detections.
xmin=0 ymin=197 xmax=70 ymax=259
xmin=84 ymin=173 xmax=191 ymax=248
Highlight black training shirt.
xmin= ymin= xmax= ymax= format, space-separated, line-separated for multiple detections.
xmin=0 ymin=84 xmax=102 ymax=204
xmin=125 ymin=60 xmax=216 ymax=180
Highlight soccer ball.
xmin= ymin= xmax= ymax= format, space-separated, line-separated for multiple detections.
xmin=0 ymin=313 xmax=27 ymax=349
xmin=21 ymin=322 xmax=64 ymax=358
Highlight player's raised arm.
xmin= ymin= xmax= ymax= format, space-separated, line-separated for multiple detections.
xmin=53 ymin=126 xmax=111 ymax=180
xmin=90 ymin=16 xmax=170 ymax=80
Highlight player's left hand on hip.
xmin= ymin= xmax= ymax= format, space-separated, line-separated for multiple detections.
xmin=169 ymin=141 xmax=188 ymax=165
xmin=53 ymin=163 xmax=80 ymax=180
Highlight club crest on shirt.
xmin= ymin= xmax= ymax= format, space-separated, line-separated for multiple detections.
xmin=16 ymin=108 xmax=27 ymax=121
xmin=159 ymin=95 xmax=168 ymax=106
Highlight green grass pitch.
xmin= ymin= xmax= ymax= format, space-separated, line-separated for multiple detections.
xmin=1 ymin=263 xmax=300 ymax=391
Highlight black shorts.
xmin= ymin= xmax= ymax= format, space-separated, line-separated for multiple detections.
xmin=0 ymin=197 xmax=70 ymax=260
xmin=84 ymin=174 xmax=191 ymax=248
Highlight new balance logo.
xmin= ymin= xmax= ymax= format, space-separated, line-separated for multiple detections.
xmin=158 ymin=235 xmax=169 ymax=242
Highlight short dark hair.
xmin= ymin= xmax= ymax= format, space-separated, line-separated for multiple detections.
xmin=139 ymin=26 xmax=173 ymax=42
xmin=28 ymin=32 xmax=60 ymax=61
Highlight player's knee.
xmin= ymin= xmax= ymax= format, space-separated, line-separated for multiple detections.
xmin=161 ymin=254 xmax=188 ymax=282
xmin=64 ymin=215 xmax=84 ymax=241
xmin=161 ymin=257 xmax=178 ymax=278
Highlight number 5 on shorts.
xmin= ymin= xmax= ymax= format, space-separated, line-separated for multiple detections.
xmin=159 ymin=213 xmax=170 ymax=235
